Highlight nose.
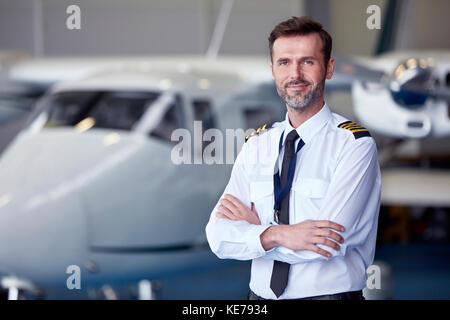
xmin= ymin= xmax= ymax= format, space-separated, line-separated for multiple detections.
xmin=289 ymin=62 xmax=303 ymax=80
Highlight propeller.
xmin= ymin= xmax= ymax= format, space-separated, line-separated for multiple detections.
xmin=332 ymin=55 xmax=450 ymax=107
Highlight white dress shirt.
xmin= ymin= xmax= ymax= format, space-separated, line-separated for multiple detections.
xmin=205 ymin=103 xmax=381 ymax=299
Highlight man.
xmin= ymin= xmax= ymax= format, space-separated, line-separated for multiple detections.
xmin=205 ymin=16 xmax=381 ymax=300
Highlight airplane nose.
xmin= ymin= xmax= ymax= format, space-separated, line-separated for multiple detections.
xmin=0 ymin=187 xmax=88 ymax=287
xmin=0 ymin=128 xmax=137 ymax=286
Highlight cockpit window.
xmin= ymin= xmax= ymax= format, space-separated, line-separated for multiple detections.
xmin=149 ymin=95 xmax=184 ymax=143
xmin=44 ymin=91 xmax=160 ymax=131
xmin=193 ymin=99 xmax=216 ymax=130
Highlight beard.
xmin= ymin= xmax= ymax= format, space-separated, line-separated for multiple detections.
xmin=276 ymin=77 xmax=325 ymax=110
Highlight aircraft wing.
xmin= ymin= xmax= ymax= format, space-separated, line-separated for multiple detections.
xmin=327 ymin=55 xmax=386 ymax=91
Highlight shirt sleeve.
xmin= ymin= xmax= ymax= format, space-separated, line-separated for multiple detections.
xmin=263 ymin=137 xmax=381 ymax=265
xmin=205 ymin=143 xmax=272 ymax=260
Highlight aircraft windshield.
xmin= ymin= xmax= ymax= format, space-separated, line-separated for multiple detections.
xmin=44 ymin=91 xmax=160 ymax=131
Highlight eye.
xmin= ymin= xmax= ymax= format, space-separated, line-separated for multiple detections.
xmin=304 ymin=60 xmax=313 ymax=65
xmin=278 ymin=60 xmax=288 ymax=66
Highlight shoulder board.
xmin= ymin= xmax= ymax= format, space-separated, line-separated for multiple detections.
xmin=337 ymin=121 xmax=371 ymax=139
xmin=245 ymin=124 xmax=268 ymax=143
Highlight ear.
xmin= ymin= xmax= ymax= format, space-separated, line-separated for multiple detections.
xmin=326 ymin=57 xmax=335 ymax=80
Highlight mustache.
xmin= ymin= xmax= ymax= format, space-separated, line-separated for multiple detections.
xmin=284 ymin=79 xmax=311 ymax=88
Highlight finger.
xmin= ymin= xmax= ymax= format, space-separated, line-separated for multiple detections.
xmin=216 ymin=212 xmax=227 ymax=219
xmin=306 ymin=244 xmax=332 ymax=258
xmin=314 ymin=220 xmax=345 ymax=232
xmin=219 ymin=199 xmax=242 ymax=220
xmin=216 ymin=206 xmax=236 ymax=220
xmin=218 ymin=204 xmax=236 ymax=218
xmin=314 ymin=229 xmax=344 ymax=244
xmin=220 ymin=196 xmax=240 ymax=212
xmin=216 ymin=210 xmax=237 ymax=221
xmin=311 ymin=237 xmax=340 ymax=251
xmin=220 ymin=199 xmax=239 ymax=215
xmin=224 ymin=194 xmax=248 ymax=212
xmin=250 ymin=202 xmax=259 ymax=216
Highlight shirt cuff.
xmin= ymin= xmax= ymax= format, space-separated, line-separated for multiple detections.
xmin=245 ymin=224 xmax=273 ymax=257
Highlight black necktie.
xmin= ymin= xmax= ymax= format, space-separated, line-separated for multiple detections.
xmin=270 ymin=129 xmax=299 ymax=298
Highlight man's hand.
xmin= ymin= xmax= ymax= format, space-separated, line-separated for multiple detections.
xmin=216 ymin=195 xmax=344 ymax=258
xmin=261 ymin=220 xmax=345 ymax=258
xmin=216 ymin=194 xmax=261 ymax=225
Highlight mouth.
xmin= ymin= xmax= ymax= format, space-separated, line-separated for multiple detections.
xmin=287 ymin=84 xmax=309 ymax=89
xmin=285 ymin=81 xmax=311 ymax=90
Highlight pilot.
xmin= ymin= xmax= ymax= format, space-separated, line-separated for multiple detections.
xmin=205 ymin=16 xmax=381 ymax=300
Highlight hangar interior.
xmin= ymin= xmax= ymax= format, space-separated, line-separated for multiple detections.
xmin=0 ymin=0 xmax=449 ymax=300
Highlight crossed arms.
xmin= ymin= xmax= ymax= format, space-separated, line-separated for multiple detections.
xmin=217 ymin=194 xmax=345 ymax=258
xmin=205 ymin=138 xmax=380 ymax=264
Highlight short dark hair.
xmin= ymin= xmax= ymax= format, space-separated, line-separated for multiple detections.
xmin=268 ymin=16 xmax=332 ymax=65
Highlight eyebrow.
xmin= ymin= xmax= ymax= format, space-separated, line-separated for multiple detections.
xmin=276 ymin=56 xmax=318 ymax=63
xmin=300 ymin=56 xmax=317 ymax=61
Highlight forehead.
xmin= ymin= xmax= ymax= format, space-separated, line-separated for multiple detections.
xmin=272 ymin=34 xmax=323 ymax=59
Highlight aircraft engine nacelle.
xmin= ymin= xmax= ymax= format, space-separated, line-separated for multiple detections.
xmin=389 ymin=58 xmax=434 ymax=108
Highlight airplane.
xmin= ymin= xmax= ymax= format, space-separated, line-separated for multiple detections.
xmin=0 ymin=62 xmax=286 ymax=299
xmin=350 ymin=50 xmax=450 ymax=139
xmin=0 ymin=55 xmax=276 ymax=154
xmin=336 ymin=50 xmax=450 ymax=208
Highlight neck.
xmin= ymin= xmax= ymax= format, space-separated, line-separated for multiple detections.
xmin=287 ymin=98 xmax=325 ymax=128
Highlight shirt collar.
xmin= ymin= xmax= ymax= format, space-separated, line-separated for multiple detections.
xmin=282 ymin=102 xmax=332 ymax=145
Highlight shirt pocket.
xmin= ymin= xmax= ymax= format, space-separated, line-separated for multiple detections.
xmin=292 ymin=178 xmax=330 ymax=221
xmin=250 ymin=181 xmax=274 ymax=225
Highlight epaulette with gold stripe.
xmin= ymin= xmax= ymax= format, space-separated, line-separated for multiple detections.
xmin=245 ymin=124 xmax=268 ymax=143
xmin=338 ymin=121 xmax=371 ymax=139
